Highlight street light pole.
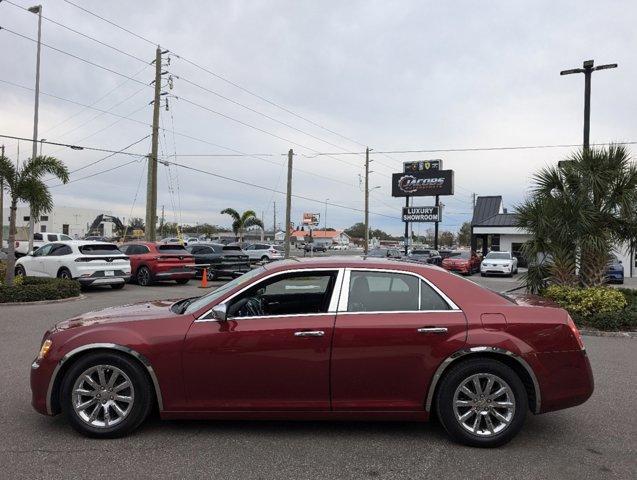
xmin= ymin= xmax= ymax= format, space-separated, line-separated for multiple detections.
xmin=561 ymin=59 xmax=617 ymax=150
xmin=27 ymin=4 xmax=43 ymax=252
xmin=324 ymin=198 xmax=328 ymax=232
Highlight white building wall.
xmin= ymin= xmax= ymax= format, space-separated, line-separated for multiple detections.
xmin=1 ymin=206 xmax=114 ymax=239
xmin=498 ymin=234 xmax=532 ymax=253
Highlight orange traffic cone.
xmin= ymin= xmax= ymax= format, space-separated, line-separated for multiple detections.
xmin=200 ymin=268 xmax=208 ymax=288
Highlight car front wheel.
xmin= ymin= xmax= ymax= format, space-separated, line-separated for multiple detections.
xmin=15 ymin=265 xmax=26 ymax=277
xmin=60 ymin=352 xmax=152 ymax=438
xmin=436 ymin=358 xmax=527 ymax=448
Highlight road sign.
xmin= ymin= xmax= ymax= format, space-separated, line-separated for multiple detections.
xmin=403 ymin=159 xmax=442 ymax=173
xmin=402 ymin=206 xmax=441 ymax=222
xmin=392 ymin=170 xmax=454 ymax=197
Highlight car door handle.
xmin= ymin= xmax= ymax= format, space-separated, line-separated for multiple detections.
xmin=417 ymin=327 xmax=448 ymax=334
xmin=294 ymin=330 xmax=325 ymax=337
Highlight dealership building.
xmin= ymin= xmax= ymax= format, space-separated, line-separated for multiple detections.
xmin=470 ymin=195 xmax=636 ymax=277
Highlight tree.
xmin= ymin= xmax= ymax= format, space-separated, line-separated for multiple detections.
xmin=344 ymin=222 xmax=366 ymax=239
xmin=128 ymin=217 xmax=145 ymax=230
xmin=516 ymin=145 xmax=637 ymax=292
xmin=439 ymin=231 xmax=455 ymax=247
xmin=457 ymin=222 xmax=471 ymax=246
xmin=220 ymin=208 xmax=264 ymax=241
xmin=0 ymin=155 xmax=69 ymax=286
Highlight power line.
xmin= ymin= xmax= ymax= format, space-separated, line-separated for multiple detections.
xmin=0 ymin=25 xmax=151 ymax=85
xmin=49 ymin=158 xmax=143 ymax=187
xmin=0 ymin=134 xmax=147 ymax=156
xmin=3 ymin=0 xmax=149 ymax=64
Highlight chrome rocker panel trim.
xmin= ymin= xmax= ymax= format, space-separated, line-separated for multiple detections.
xmin=46 ymin=343 xmax=164 ymax=415
xmin=424 ymin=346 xmax=542 ymax=414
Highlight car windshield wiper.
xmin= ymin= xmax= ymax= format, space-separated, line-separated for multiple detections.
xmin=171 ymin=297 xmax=196 ymax=314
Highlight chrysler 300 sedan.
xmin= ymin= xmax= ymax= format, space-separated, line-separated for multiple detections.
xmin=30 ymin=258 xmax=593 ymax=447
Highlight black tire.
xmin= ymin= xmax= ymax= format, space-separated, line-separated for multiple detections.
xmin=136 ymin=266 xmax=152 ymax=286
xmin=175 ymin=278 xmax=189 ymax=285
xmin=207 ymin=269 xmax=218 ymax=281
xmin=436 ymin=358 xmax=527 ymax=448
xmin=15 ymin=265 xmax=26 ymax=277
xmin=57 ymin=267 xmax=73 ymax=280
xmin=260 ymin=255 xmax=269 ymax=262
xmin=480 ymin=272 xmax=486 ymax=277
xmin=110 ymin=283 xmax=125 ymax=290
xmin=60 ymin=352 xmax=152 ymax=438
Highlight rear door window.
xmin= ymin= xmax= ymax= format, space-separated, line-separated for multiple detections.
xmin=348 ymin=271 xmax=419 ymax=312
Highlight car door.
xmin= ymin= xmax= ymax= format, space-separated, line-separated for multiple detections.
xmin=244 ymin=244 xmax=256 ymax=260
xmin=182 ymin=268 xmax=343 ymax=411
xmin=42 ymin=243 xmax=72 ymax=277
xmin=331 ymin=268 xmax=467 ymax=411
xmin=27 ymin=243 xmax=55 ymax=276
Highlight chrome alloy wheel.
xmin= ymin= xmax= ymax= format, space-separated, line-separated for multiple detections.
xmin=72 ymin=365 xmax=135 ymax=428
xmin=453 ymin=373 xmax=515 ymax=437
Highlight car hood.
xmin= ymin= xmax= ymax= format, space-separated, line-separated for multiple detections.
xmin=52 ymin=299 xmax=177 ymax=332
xmin=483 ymin=259 xmax=512 ymax=265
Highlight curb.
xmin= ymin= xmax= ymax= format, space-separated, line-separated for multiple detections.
xmin=581 ymin=329 xmax=637 ymax=338
xmin=0 ymin=293 xmax=85 ymax=307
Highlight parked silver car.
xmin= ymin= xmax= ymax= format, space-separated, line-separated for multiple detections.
xmin=244 ymin=243 xmax=284 ymax=262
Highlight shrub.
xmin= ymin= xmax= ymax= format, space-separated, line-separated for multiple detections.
xmin=0 ymin=276 xmax=81 ymax=303
xmin=543 ymin=285 xmax=627 ymax=317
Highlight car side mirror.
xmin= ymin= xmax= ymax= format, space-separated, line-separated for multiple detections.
xmin=28 ymin=251 xmax=34 ymax=256
xmin=211 ymin=304 xmax=227 ymax=321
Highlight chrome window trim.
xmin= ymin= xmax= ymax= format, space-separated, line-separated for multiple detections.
xmin=45 ymin=343 xmax=164 ymax=415
xmin=338 ymin=267 xmax=460 ymax=313
xmin=196 ymin=267 xmax=345 ymax=322
xmin=424 ymin=346 xmax=542 ymax=414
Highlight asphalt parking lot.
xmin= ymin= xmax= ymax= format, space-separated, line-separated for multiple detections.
xmin=1 ymin=273 xmax=635 ymax=479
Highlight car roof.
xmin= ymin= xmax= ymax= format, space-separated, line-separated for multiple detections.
xmin=262 ymin=256 xmax=443 ymax=273
xmin=47 ymin=240 xmax=117 ymax=246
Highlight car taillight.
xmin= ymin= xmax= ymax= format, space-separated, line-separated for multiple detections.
xmin=567 ymin=314 xmax=585 ymax=350
xmin=269 ymin=249 xmax=277 ymax=253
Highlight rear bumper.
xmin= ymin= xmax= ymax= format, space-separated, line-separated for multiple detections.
xmin=78 ymin=275 xmax=130 ymax=286
xmin=605 ymin=272 xmax=624 ymax=283
xmin=528 ymin=349 xmax=594 ymax=414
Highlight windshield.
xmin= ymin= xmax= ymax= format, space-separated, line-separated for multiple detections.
xmin=449 ymin=251 xmax=470 ymax=259
xmin=158 ymin=245 xmax=187 ymax=253
xmin=411 ymin=250 xmax=430 ymax=255
xmin=368 ymin=249 xmax=387 ymax=257
xmin=182 ymin=267 xmax=266 ymax=315
xmin=485 ymin=252 xmax=511 ymax=260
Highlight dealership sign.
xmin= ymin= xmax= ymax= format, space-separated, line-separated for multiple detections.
xmin=402 ymin=206 xmax=441 ymax=222
xmin=392 ymin=170 xmax=454 ymax=197
xmin=403 ymin=159 xmax=442 ymax=172
xmin=302 ymin=212 xmax=320 ymax=225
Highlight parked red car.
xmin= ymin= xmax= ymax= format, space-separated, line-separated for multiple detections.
xmin=441 ymin=250 xmax=481 ymax=275
xmin=119 ymin=242 xmax=196 ymax=286
xmin=30 ymin=258 xmax=592 ymax=447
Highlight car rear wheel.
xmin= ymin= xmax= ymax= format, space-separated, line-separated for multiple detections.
xmin=136 ymin=266 xmax=152 ymax=286
xmin=60 ymin=352 xmax=152 ymax=438
xmin=207 ymin=269 xmax=217 ymax=281
xmin=260 ymin=255 xmax=269 ymax=262
xmin=436 ymin=359 xmax=527 ymax=448
xmin=57 ymin=268 xmax=72 ymax=280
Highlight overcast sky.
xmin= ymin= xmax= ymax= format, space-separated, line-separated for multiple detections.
xmin=1 ymin=0 xmax=635 ymax=235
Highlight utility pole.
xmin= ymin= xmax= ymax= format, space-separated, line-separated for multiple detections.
xmin=434 ymin=195 xmax=440 ymax=250
xmin=27 ymin=4 xmax=42 ymax=253
xmin=273 ymin=201 xmax=276 ymax=235
xmin=364 ymin=147 xmax=370 ymax=254
xmin=284 ymin=149 xmax=293 ymax=258
xmin=561 ymin=59 xmax=617 ymax=150
xmin=145 ymin=46 xmax=163 ymax=241
xmin=0 ymin=145 xmax=4 ymax=249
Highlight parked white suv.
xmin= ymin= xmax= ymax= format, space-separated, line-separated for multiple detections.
xmin=15 ymin=232 xmax=73 ymax=257
xmin=15 ymin=241 xmax=131 ymax=289
xmin=480 ymin=251 xmax=518 ymax=277
xmin=244 ymin=243 xmax=284 ymax=262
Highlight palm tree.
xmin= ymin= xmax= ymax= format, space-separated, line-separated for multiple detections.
xmin=516 ymin=145 xmax=637 ymax=292
xmin=220 ymin=208 xmax=264 ymax=242
xmin=0 ymin=155 xmax=69 ymax=286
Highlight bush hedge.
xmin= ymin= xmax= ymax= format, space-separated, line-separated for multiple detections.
xmin=543 ymin=285 xmax=637 ymax=331
xmin=0 ymin=276 xmax=81 ymax=303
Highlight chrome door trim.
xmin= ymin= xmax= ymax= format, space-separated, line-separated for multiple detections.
xmin=196 ymin=267 xmax=345 ymax=322
xmin=337 ymin=267 xmax=461 ymax=313
xmin=294 ymin=330 xmax=325 ymax=337
xmin=424 ymin=346 xmax=541 ymax=414
xmin=45 ymin=343 xmax=164 ymax=415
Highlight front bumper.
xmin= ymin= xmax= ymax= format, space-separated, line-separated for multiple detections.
xmin=443 ymin=264 xmax=470 ymax=273
xmin=605 ymin=271 xmax=624 ymax=283
xmin=481 ymin=264 xmax=512 ymax=275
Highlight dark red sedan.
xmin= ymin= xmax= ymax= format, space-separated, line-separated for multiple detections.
xmin=30 ymin=258 xmax=593 ymax=447
xmin=120 ymin=242 xmax=196 ymax=286
xmin=441 ymin=250 xmax=481 ymax=275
